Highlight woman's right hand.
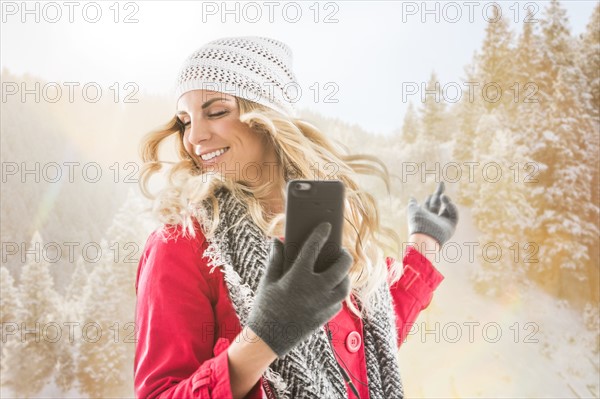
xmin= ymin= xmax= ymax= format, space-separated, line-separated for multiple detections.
xmin=246 ymin=222 xmax=352 ymax=358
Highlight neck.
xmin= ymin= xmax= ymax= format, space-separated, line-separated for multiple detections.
xmin=261 ymin=190 xmax=284 ymax=214
xmin=257 ymin=161 xmax=285 ymax=215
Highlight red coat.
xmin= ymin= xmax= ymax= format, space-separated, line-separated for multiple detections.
xmin=134 ymin=222 xmax=443 ymax=398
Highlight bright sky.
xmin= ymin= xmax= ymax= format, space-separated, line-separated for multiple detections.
xmin=1 ymin=0 xmax=597 ymax=135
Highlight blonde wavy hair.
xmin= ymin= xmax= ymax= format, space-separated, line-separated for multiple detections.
xmin=138 ymin=96 xmax=403 ymax=319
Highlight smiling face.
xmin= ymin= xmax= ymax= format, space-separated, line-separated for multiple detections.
xmin=177 ymin=90 xmax=280 ymax=186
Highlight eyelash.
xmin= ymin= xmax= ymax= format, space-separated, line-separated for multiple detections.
xmin=179 ymin=111 xmax=228 ymax=127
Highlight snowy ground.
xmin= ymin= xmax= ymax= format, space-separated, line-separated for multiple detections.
xmin=398 ymin=206 xmax=600 ymax=398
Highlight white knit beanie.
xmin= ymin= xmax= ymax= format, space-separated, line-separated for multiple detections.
xmin=174 ymin=36 xmax=299 ymax=117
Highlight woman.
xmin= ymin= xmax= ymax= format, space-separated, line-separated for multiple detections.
xmin=134 ymin=36 xmax=458 ymax=399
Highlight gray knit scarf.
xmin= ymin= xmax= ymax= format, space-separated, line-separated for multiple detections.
xmin=198 ymin=187 xmax=404 ymax=399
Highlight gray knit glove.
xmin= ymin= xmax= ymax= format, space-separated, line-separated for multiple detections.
xmin=247 ymin=222 xmax=352 ymax=358
xmin=408 ymin=181 xmax=459 ymax=246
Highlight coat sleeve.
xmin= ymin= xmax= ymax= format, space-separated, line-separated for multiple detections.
xmin=386 ymin=245 xmax=444 ymax=348
xmin=133 ymin=225 xmax=262 ymax=399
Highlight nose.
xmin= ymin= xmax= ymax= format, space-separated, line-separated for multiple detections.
xmin=185 ymin=118 xmax=211 ymax=147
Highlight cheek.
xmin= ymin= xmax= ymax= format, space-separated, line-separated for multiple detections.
xmin=243 ymin=135 xmax=264 ymax=160
xmin=243 ymin=127 xmax=266 ymax=149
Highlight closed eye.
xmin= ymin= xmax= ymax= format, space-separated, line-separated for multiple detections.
xmin=177 ymin=110 xmax=228 ymax=129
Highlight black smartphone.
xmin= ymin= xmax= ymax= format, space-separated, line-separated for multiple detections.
xmin=283 ymin=179 xmax=345 ymax=274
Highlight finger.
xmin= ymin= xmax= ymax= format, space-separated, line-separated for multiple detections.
xmin=424 ymin=195 xmax=432 ymax=210
xmin=440 ymin=195 xmax=459 ymax=223
xmin=434 ymin=181 xmax=445 ymax=196
xmin=296 ymin=222 xmax=331 ymax=270
xmin=408 ymin=196 xmax=419 ymax=211
xmin=320 ymin=248 xmax=353 ymax=285
xmin=429 ymin=182 xmax=445 ymax=212
xmin=263 ymin=238 xmax=285 ymax=283
xmin=430 ymin=192 xmax=442 ymax=214
xmin=408 ymin=196 xmax=421 ymax=216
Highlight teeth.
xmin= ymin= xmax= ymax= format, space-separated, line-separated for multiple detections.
xmin=201 ymin=147 xmax=228 ymax=161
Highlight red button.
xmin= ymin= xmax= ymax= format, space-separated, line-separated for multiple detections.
xmin=346 ymin=331 xmax=361 ymax=353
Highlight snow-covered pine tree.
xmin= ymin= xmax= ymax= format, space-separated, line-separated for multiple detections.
xmin=528 ymin=0 xmax=600 ymax=306
xmin=476 ymin=2 xmax=514 ymax=113
xmin=466 ymin=6 xmax=516 ymax=218
xmin=0 ymin=266 xmax=23 ymax=382
xmin=3 ymin=231 xmax=62 ymax=396
xmin=420 ymin=71 xmax=448 ymax=144
xmin=579 ymin=2 xmax=600 ymax=121
xmin=75 ymin=241 xmax=128 ymax=397
xmin=401 ymin=102 xmax=421 ymax=144
xmin=54 ymin=257 xmax=90 ymax=392
xmin=454 ymin=61 xmax=485 ymax=207
xmin=469 ymin=109 xmax=506 ymax=200
xmin=471 ymin=119 xmax=537 ymax=296
xmin=64 ymin=256 xmax=90 ymax=320
xmin=0 ymin=267 xmax=21 ymax=323
xmin=541 ymin=0 xmax=573 ymax=74
xmin=76 ymin=188 xmax=153 ymax=397
xmin=535 ymin=66 xmax=598 ymax=302
xmin=511 ymin=5 xmax=549 ymax=139
xmin=529 ymin=0 xmax=572 ymax=174
xmin=577 ymin=5 xmax=600 ymax=299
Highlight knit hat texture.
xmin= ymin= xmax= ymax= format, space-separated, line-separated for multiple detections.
xmin=174 ymin=36 xmax=299 ymax=117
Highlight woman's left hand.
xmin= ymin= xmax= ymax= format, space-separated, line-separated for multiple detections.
xmin=407 ymin=181 xmax=459 ymax=247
